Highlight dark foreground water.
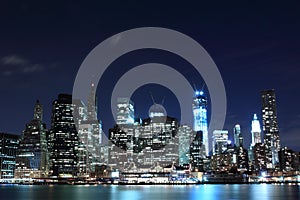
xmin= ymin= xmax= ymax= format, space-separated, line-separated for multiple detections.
xmin=0 ymin=184 xmax=299 ymax=200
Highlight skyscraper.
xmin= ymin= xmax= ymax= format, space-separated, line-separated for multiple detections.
xmin=261 ymin=89 xmax=281 ymax=169
xmin=109 ymin=98 xmax=179 ymax=171
xmin=0 ymin=133 xmax=20 ymax=179
xmin=233 ymin=124 xmax=243 ymax=147
xmin=116 ymin=97 xmax=135 ymax=125
xmin=15 ymin=100 xmax=48 ymax=178
xmin=192 ymin=90 xmax=209 ymax=156
xmin=251 ymin=114 xmax=262 ymax=147
xmin=48 ymin=94 xmax=79 ymax=177
xmin=190 ymin=131 xmax=205 ymax=171
xmin=212 ymin=130 xmax=228 ymax=155
xmin=178 ymin=125 xmax=193 ymax=166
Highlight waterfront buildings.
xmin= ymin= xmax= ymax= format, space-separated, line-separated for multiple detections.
xmin=15 ymin=100 xmax=48 ymax=178
xmin=261 ymin=89 xmax=281 ymax=169
xmin=109 ymin=98 xmax=179 ymax=172
xmin=0 ymin=133 xmax=20 ymax=179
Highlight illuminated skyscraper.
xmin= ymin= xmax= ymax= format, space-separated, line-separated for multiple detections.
xmin=48 ymin=94 xmax=79 ymax=177
xmin=0 ymin=133 xmax=20 ymax=179
xmin=87 ymin=83 xmax=97 ymax=121
xmin=15 ymin=100 xmax=48 ymax=178
xmin=212 ymin=130 xmax=228 ymax=155
xmin=190 ymin=131 xmax=205 ymax=171
xmin=116 ymin=97 xmax=135 ymax=125
xmin=251 ymin=114 xmax=262 ymax=147
xmin=192 ymin=90 xmax=209 ymax=156
xmin=233 ymin=124 xmax=243 ymax=147
xmin=261 ymin=89 xmax=280 ymax=169
xmin=178 ymin=125 xmax=193 ymax=166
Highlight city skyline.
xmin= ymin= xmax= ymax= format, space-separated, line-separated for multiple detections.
xmin=0 ymin=1 xmax=299 ymax=153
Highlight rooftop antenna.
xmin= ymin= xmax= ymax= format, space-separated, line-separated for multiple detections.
xmin=150 ymin=92 xmax=156 ymax=104
xmin=161 ymin=96 xmax=165 ymax=105
xmin=193 ymin=83 xmax=197 ymax=91
xmin=201 ymin=83 xmax=205 ymax=91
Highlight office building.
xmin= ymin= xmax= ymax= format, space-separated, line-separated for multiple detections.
xmin=190 ymin=131 xmax=205 ymax=171
xmin=261 ymin=89 xmax=281 ymax=169
xmin=0 ymin=133 xmax=20 ymax=179
xmin=251 ymin=114 xmax=262 ymax=147
xmin=212 ymin=130 xmax=229 ymax=155
xmin=253 ymin=143 xmax=266 ymax=171
xmin=233 ymin=124 xmax=243 ymax=147
xmin=178 ymin=125 xmax=193 ymax=166
xmin=15 ymin=100 xmax=48 ymax=178
xmin=192 ymin=90 xmax=209 ymax=156
xmin=48 ymin=94 xmax=79 ymax=177
xmin=116 ymin=97 xmax=135 ymax=125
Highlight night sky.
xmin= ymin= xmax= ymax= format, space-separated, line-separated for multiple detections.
xmin=1 ymin=1 xmax=299 ymax=151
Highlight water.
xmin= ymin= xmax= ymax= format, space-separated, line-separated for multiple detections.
xmin=0 ymin=184 xmax=299 ymax=200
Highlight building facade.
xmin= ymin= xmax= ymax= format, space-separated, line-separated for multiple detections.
xmin=48 ymin=94 xmax=79 ymax=177
xmin=212 ymin=130 xmax=228 ymax=156
xmin=233 ymin=124 xmax=243 ymax=147
xmin=251 ymin=114 xmax=262 ymax=147
xmin=15 ymin=100 xmax=48 ymax=178
xmin=116 ymin=97 xmax=135 ymax=125
xmin=178 ymin=125 xmax=193 ymax=166
xmin=0 ymin=133 xmax=20 ymax=179
xmin=192 ymin=90 xmax=209 ymax=156
xmin=261 ymin=89 xmax=281 ymax=169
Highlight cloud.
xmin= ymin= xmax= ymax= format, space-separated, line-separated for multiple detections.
xmin=22 ymin=64 xmax=44 ymax=73
xmin=0 ymin=55 xmax=44 ymax=76
xmin=1 ymin=55 xmax=28 ymax=65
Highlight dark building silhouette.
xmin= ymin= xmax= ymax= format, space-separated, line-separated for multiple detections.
xmin=0 ymin=133 xmax=20 ymax=179
xmin=48 ymin=94 xmax=79 ymax=177
xmin=15 ymin=100 xmax=48 ymax=178
xmin=279 ymin=147 xmax=300 ymax=172
xmin=190 ymin=131 xmax=205 ymax=171
xmin=253 ymin=143 xmax=267 ymax=171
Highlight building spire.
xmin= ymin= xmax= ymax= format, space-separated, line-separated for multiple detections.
xmin=34 ymin=99 xmax=43 ymax=121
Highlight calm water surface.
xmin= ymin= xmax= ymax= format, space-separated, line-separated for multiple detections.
xmin=0 ymin=184 xmax=299 ymax=200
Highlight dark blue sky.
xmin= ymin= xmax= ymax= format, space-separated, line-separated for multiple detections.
xmin=0 ymin=1 xmax=299 ymax=150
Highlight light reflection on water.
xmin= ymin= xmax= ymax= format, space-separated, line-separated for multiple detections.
xmin=0 ymin=184 xmax=299 ymax=200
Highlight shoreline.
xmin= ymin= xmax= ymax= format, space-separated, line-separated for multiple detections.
xmin=1 ymin=181 xmax=299 ymax=186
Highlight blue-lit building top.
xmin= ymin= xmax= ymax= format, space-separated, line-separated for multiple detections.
xmin=192 ymin=90 xmax=209 ymax=156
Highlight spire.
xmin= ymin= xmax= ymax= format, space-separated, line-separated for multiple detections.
xmin=34 ymin=99 xmax=43 ymax=121
xmin=253 ymin=113 xmax=258 ymax=120
xmin=87 ymin=82 xmax=97 ymax=120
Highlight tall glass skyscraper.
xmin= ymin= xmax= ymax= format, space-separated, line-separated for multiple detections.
xmin=212 ymin=130 xmax=228 ymax=155
xmin=251 ymin=114 xmax=262 ymax=147
xmin=192 ymin=90 xmax=208 ymax=156
xmin=116 ymin=97 xmax=135 ymax=125
xmin=0 ymin=133 xmax=20 ymax=179
xmin=48 ymin=94 xmax=79 ymax=177
xmin=15 ymin=100 xmax=48 ymax=178
xmin=233 ymin=124 xmax=243 ymax=147
xmin=178 ymin=125 xmax=193 ymax=166
xmin=261 ymin=89 xmax=280 ymax=169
